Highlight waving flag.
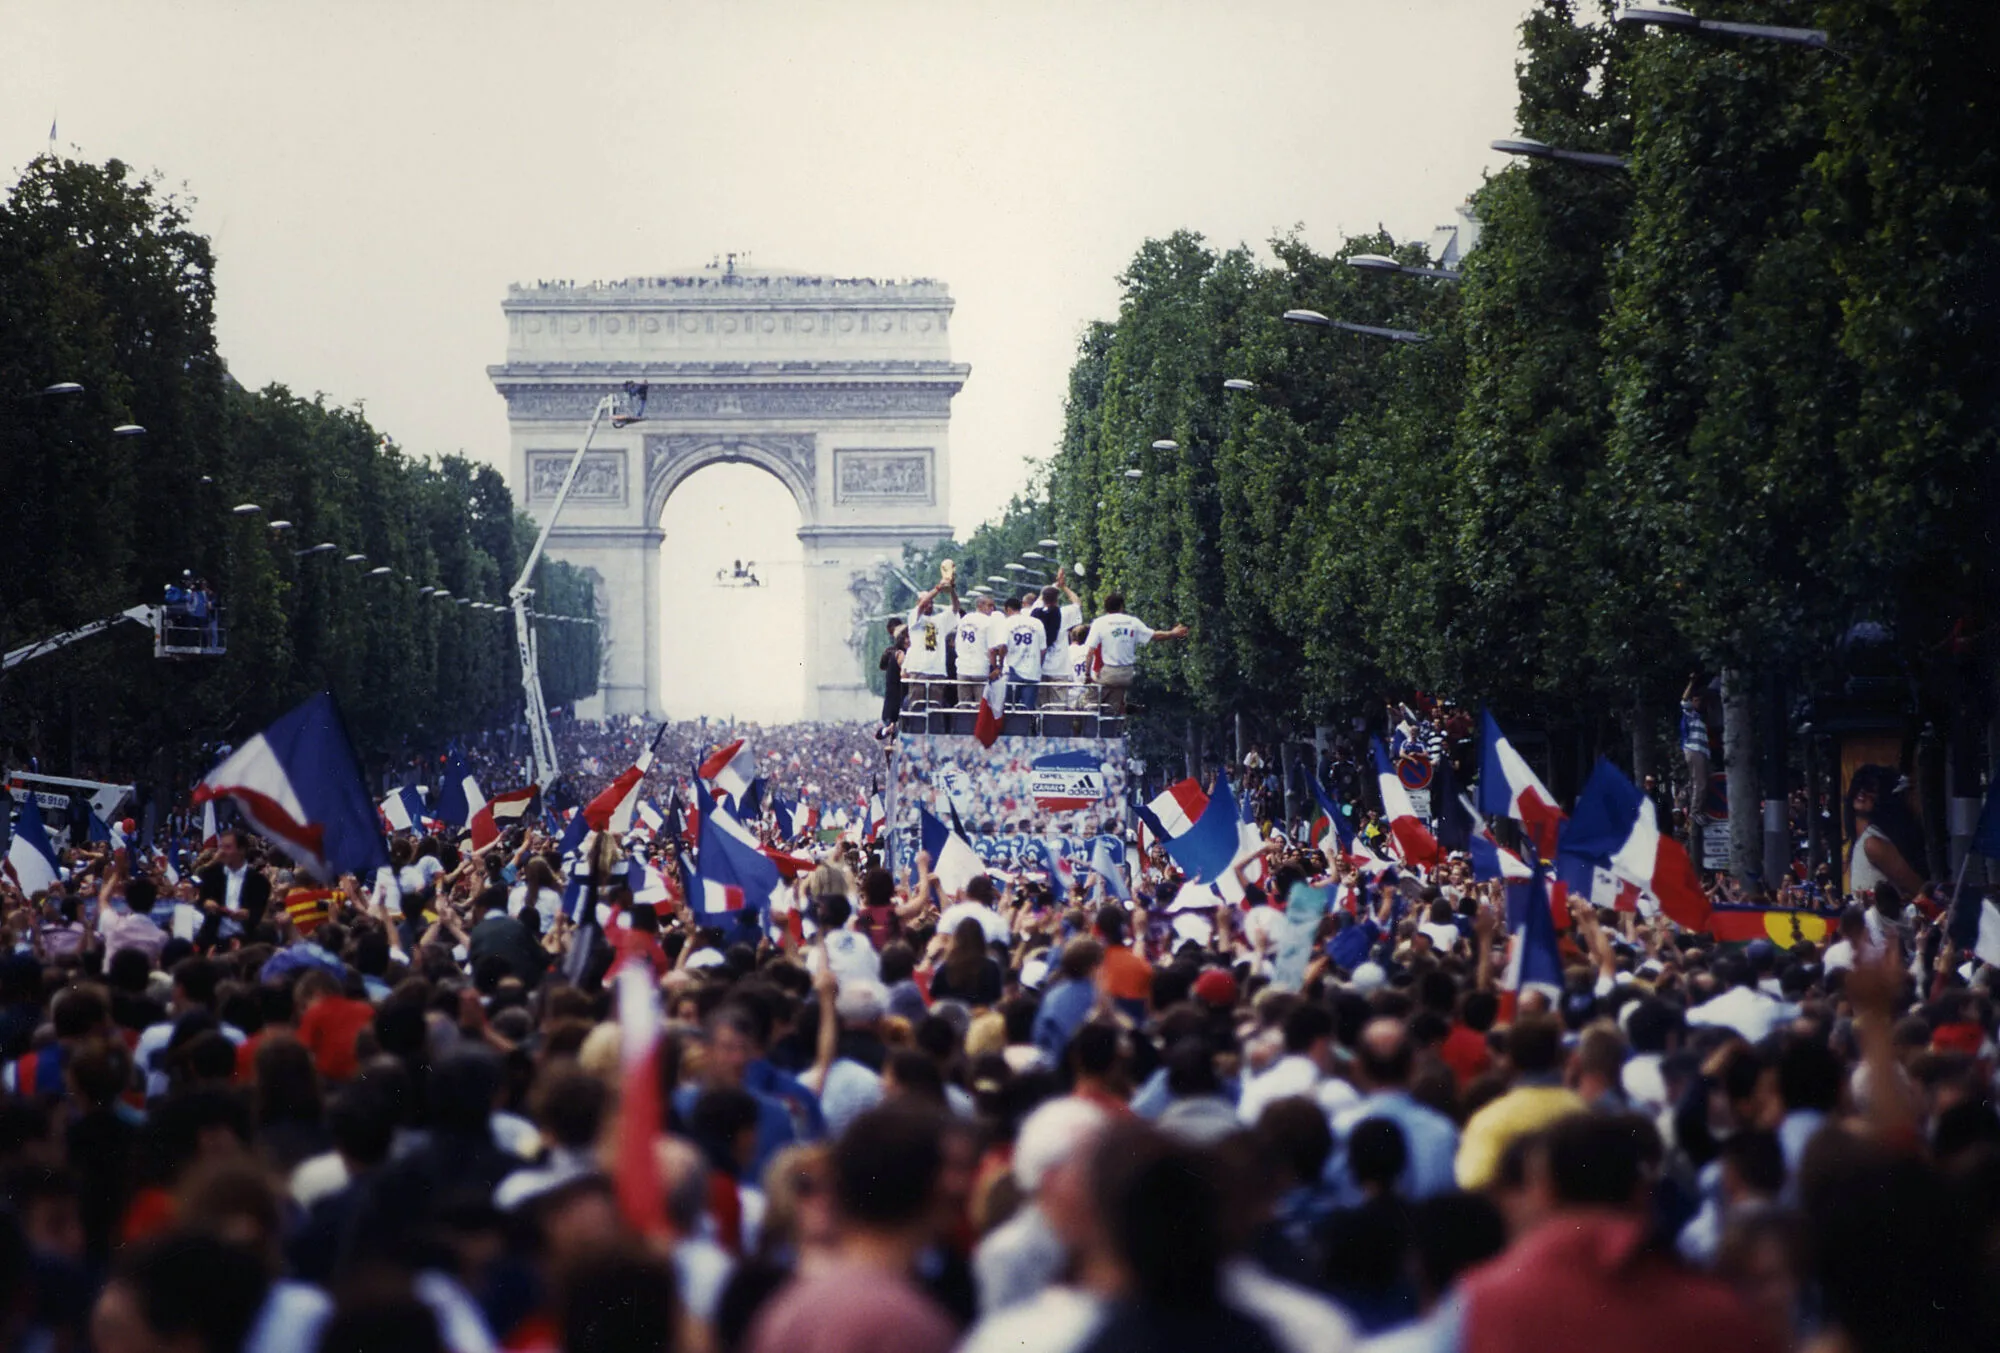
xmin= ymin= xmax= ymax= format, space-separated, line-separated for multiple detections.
xmin=380 ymin=785 xmax=430 ymax=835
xmin=470 ymin=784 xmax=539 ymax=851
xmin=585 ymin=749 xmax=655 ymax=835
xmin=1463 ymin=796 xmax=1534 ymax=883
xmin=634 ymin=799 xmax=664 ymax=839
xmin=772 ymin=795 xmax=799 ymax=842
xmin=1308 ymin=772 xmax=1391 ymax=875
xmin=698 ymin=738 xmax=754 ymax=805
xmin=1500 ymin=858 xmax=1565 ymax=1021
xmin=432 ymin=754 xmax=486 ymax=830
xmin=4 ymin=795 xmax=60 ymax=897
xmin=694 ymin=776 xmax=761 ymax=851
xmin=973 ymin=669 xmax=1008 ymax=748
xmin=1372 ymin=740 xmax=1439 ymax=868
xmin=194 ymin=693 xmax=388 ymax=881
xmin=1089 ymin=834 xmax=1131 ymax=901
xmin=1027 ymin=836 xmax=1075 ymax=902
xmin=1160 ymin=772 xmax=1245 ymax=886
xmin=1479 ymin=711 xmax=1566 ymax=860
xmin=918 ymin=806 xmax=987 ymax=898
xmin=613 ymin=960 xmax=667 ymax=1238
xmin=694 ymin=802 xmax=784 ymax=920
xmin=200 ymin=799 xmax=219 ymax=851
xmin=1560 ymin=758 xmax=1710 ymax=932
xmin=1136 ymin=779 xmax=1209 ymax=846
xmin=739 ymin=777 xmax=766 ymax=823
xmin=860 ymin=793 xmax=885 ymax=845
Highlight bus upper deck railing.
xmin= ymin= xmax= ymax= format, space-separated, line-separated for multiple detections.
xmin=894 ymin=679 xmax=1126 ymax=740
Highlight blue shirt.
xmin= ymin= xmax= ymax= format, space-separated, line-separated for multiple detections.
xmin=1325 ymin=1090 xmax=1461 ymax=1205
xmin=745 ymin=1058 xmax=828 ymax=1140
xmin=1032 ymin=978 xmax=1097 ymax=1063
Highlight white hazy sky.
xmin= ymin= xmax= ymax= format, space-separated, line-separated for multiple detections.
xmin=3 ymin=0 xmax=1534 ymax=720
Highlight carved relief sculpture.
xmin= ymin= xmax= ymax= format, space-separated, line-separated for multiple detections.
xmin=835 ymin=450 xmax=933 ymax=503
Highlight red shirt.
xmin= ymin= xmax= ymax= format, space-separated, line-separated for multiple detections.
xmin=297 ymin=996 xmax=376 ymax=1082
xmin=1440 ymin=1022 xmax=1493 ymax=1088
xmin=1462 ymin=1212 xmax=1776 ymax=1353
xmin=1098 ymin=945 xmax=1153 ymax=1004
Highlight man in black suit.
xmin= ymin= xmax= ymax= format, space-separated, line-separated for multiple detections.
xmin=466 ymin=883 xmax=548 ymax=988
xmin=197 ymin=829 xmax=272 ymax=948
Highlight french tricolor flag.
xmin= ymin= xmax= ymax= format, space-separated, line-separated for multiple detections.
xmin=1136 ymin=778 xmax=1209 ymax=844
xmin=193 ymin=693 xmax=389 ymax=882
xmin=3 ymin=795 xmax=60 ymax=897
xmin=1560 ymin=758 xmax=1711 ymax=932
xmin=585 ymin=749 xmax=655 ymax=835
xmin=612 ymin=960 xmax=668 ymax=1239
xmin=432 ymin=754 xmax=486 ymax=830
xmin=1146 ymin=774 xmax=1243 ymax=887
xmin=1500 ymin=857 xmax=1566 ymax=1021
xmin=1463 ymin=796 xmax=1534 ymax=884
xmin=698 ymin=738 xmax=754 ymax=806
xmin=1308 ymin=772 xmax=1391 ymax=876
xmin=1479 ymin=711 xmax=1566 ymax=860
xmin=379 ymin=786 xmax=430 ymax=835
xmin=470 ymin=784 xmax=539 ymax=851
xmin=1372 ymin=739 xmax=1439 ymax=868
xmin=973 ymin=669 xmax=1008 ymax=749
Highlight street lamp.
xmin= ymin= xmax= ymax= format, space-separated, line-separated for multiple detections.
xmin=1283 ymin=309 xmax=1430 ymax=343
xmin=368 ymin=566 xmax=392 ymax=577
xmin=986 ymin=575 xmax=1010 ymax=585
xmin=231 ymin=503 xmax=262 ymax=517
xmin=1005 ymin=563 xmax=1028 ymax=573
xmin=267 ymin=520 xmax=292 ymax=532
xmin=112 ymin=424 xmax=146 ymax=436
xmin=1021 ymin=551 xmax=1046 ymax=562
xmin=1616 ymin=4 xmax=1829 ymax=48
xmin=1151 ymin=439 xmax=1178 ymax=452
xmin=1037 ymin=538 xmax=1059 ymax=549
xmin=1349 ymin=253 xmax=1459 ymax=282
xmin=418 ymin=587 xmax=435 ymax=596
xmin=1123 ymin=468 xmax=1145 ymax=480
xmin=1223 ymin=378 xmax=1258 ymax=392
xmin=1492 ymin=137 xmax=1628 ymax=170
xmin=295 ymin=542 xmax=338 ymax=558
xmin=343 ymin=553 xmax=367 ymax=564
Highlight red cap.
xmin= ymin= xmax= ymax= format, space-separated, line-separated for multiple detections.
xmin=1191 ymin=969 xmax=1239 ymax=1009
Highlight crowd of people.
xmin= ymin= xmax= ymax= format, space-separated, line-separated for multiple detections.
xmin=0 ymin=706 xmax=1994 ymax=1353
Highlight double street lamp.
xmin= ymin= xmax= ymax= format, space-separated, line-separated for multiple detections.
xmin=1283 ymin=309 xmax=1429 ymax=344
xmin=1348 ymin=254 xmax=1458 ymax=282
xmin=1491 ymin=138 xmax=1628 ymax=170
xmin=1616 ymin=4 xmax=1830 ymax=48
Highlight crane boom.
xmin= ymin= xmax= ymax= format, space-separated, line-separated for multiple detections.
xmin=511 ymin=394 xmax=618 ymax=789
xmin=2 ymin=606 xmax=159 ymax=672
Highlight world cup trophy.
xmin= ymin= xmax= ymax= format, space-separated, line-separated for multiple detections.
xmin=939 ymin=559 xmax=956 ymax=589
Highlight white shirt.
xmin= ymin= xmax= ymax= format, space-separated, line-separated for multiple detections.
xmin=399 ymin=855 xmax=445 ymax=896
xmin=804 ymin=929 xmax=883 ymax=987
xmin=955 ymin=609 xmax=1002 ymax=677
xmin=1003 ymin=615 xmax=1047 ymax=682
xmin=1081 ymin=612 xmax=1156 ymax=668
xmin=1687 ymin=985 xmax=1796 ymax=1043
xmin=223 ymin=863 xmax=249 ymax=913
xmin=1036 ymin=602 xmax=1082 ymax=680
xmin=904 ymin=606 xmax=952 ymax=676
xmin=1236 ymin=1053 xmax=1324 ymax=1125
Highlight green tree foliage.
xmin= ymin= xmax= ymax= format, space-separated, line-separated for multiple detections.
xmin=0 ymin=155 xmax=597 ymax=781
xmin=1024 ymin=0 xmax=1997 ymax=787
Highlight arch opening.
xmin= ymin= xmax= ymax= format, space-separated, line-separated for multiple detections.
xmin=656 ymin=462 xmax=807 ymax=722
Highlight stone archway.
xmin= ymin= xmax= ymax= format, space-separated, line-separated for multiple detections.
xmin=490 ymin=267 xmax=969 ymax=720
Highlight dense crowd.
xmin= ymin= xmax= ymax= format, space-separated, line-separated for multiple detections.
xmin=0 ymin=725 xmax=1994 ymax=1353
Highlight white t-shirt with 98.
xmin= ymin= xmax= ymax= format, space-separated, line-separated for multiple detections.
xmin=955 ymin=609 xmax=1002 ymax=677
xmin=1002 ymin=614 xmax=1047 ymax=681
xmin=1081 ymin=612 xmax=1156 ymax=668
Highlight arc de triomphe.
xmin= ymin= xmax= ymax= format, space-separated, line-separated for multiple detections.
xmin=489 ymin=267 xmax=969 ymax=721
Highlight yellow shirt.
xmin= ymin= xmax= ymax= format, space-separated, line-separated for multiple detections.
xmin=1454 ymin=1084 xmax=1587 ymax=1189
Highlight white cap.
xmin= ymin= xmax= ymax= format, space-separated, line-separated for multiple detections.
xmin=1014 ymin=1097 xmax=1110 ymax=1193
xmin=1350 ymin=961 xmax=1388 ymax=995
